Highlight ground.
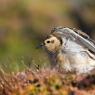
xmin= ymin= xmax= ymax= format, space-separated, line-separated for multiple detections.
xmin=0 ymin=67 xmax=95 ymax=95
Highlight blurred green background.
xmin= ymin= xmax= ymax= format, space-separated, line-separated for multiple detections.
xmin=0 ymin=0 xmax=95 ymax=73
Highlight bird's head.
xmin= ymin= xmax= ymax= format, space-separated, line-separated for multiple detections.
xmin=42 ymin=34 xmax=63 ymax=52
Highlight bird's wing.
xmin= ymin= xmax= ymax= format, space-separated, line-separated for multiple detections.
xmin=51 ymin=27 xmax=95 ymax=53
xmin=72 ymin=28 xmax=90 ymax=39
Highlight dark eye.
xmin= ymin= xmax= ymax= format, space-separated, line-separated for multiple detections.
xmin=47 ymin=41 xmax=50 ymax=43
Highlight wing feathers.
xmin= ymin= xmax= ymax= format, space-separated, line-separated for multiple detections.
xmin=51 ymin=27 xmax=95 ymax=53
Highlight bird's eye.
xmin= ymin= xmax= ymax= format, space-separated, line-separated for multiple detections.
xmin=47 ymin=41 xmax=50 ymax=43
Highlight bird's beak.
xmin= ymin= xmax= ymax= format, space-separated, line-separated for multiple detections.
xmin=36 ymin=43 xmax=44 ymax=49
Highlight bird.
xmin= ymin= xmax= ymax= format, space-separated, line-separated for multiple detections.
xmin=40 ymin=27 xmax=95 ymax=74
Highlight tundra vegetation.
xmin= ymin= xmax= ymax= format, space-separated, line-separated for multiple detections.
xmin=0 ymin=0 xmax=95 ymax=95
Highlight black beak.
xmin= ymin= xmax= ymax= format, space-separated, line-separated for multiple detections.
xmin=36 ymin=43 xmax=44 ymax=49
